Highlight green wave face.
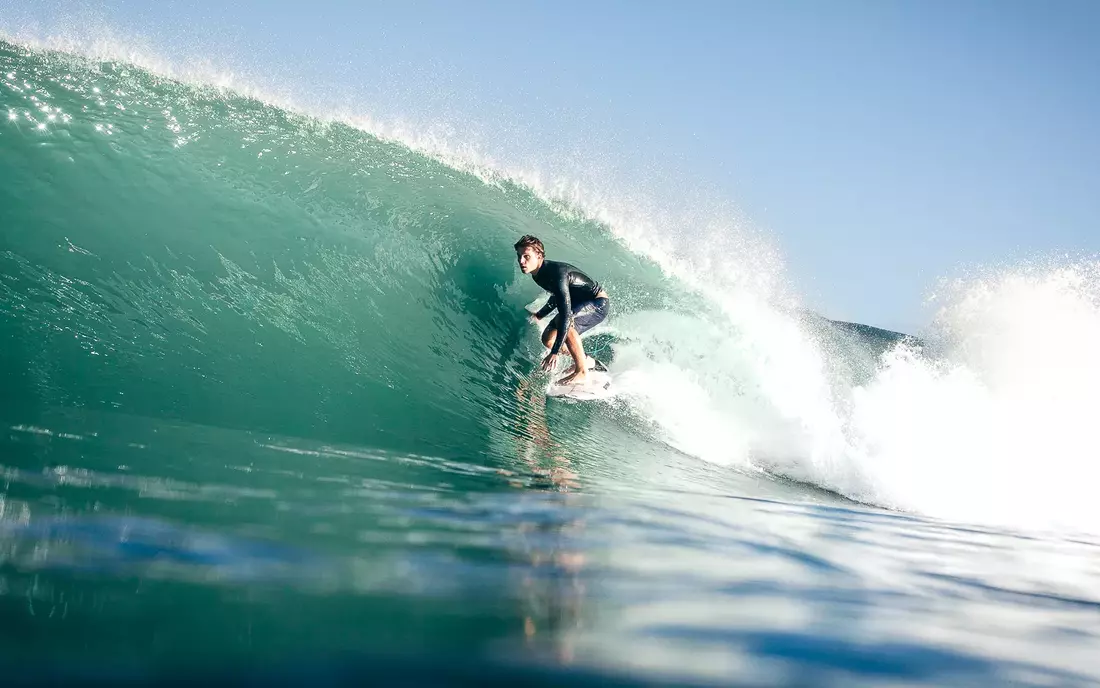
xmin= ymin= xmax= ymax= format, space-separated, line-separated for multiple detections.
xmin=0 ymin=41 xmax=679 ymax=460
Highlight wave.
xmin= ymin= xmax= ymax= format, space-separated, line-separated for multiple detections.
xmin=2 ymin=34 xmax=1099 ymax=537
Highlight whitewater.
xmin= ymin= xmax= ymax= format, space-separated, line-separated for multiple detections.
xmin=2 ymin=29 xmax=1100 ymax=687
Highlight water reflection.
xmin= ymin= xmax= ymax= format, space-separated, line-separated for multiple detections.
xmin=505 ymin=374 xmax=589 ymax=664
xmin=509 ymin=373 xmax=580 ymax=491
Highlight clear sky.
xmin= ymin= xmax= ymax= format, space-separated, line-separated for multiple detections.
xmin=5 ymin=0 xmax=1099 ymax=332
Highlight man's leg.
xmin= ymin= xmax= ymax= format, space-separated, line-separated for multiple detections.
xmin=541 ymin=327 xmax=557 ymax=350
xmin=558 ymin=298 xmax=609 ymax=382
xmin=541 ymin=326 xmax=588 ymax=383
xmin=541 ymin=327 xmax=566 ymax=372
xmin=558 ymin=326 xmax=588 ymax=384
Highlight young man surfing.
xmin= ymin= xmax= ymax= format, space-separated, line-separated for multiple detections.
xmin=514 ymin=235 xmax=610 ymax=385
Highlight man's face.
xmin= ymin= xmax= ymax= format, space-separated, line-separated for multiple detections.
xmin=517 ymin=247 xmax=542 ymax=274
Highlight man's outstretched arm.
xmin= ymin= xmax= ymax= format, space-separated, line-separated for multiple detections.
xmin=533 ymin=295 xmax=557 ymax=320
xmin=548 ymin=275 xmax=573 ymax=356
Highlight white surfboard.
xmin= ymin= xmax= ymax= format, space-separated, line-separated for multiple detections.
xmin=545 ymin=358 xmax=615 ymax=401
xmin=546 ymin=370 xmax=614 ymax=400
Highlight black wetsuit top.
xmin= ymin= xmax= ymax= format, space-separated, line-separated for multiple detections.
xmin=531 ymin=260 xmax=604 ymax=356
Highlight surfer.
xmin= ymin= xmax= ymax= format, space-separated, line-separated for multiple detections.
xmin=514 ymin=235 xmax=609 ymax=385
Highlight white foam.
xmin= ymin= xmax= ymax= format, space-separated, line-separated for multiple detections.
xmin=836 ymin=263 xmax=1100 ymax=533
xmin=607 ymin=261 xmax=1100 ymax=536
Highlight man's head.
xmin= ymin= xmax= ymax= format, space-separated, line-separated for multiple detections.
xmin=514 ymin=234 xmax=545 ymax=274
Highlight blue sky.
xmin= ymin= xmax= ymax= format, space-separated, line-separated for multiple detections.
xmin=5 ymin=0 xmax=1099 ymax=332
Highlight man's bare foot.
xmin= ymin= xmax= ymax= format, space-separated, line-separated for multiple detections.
xmin=560 ymin=357 xmax=596 ymax=378
xmin=557 ymin=369 xmax=588 ymax=385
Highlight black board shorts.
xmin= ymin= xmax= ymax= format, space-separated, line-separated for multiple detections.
xmin=570 ymin=297 xmax=610 ymax=335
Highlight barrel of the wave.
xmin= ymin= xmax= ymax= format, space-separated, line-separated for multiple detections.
xmin=0 ymin=42 xmax=659 ymax=465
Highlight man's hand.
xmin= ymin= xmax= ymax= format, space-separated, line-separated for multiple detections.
xmin=528 ymin=313 xmax=540 ymax=324
xmin=540 ymin=353 xmax=557 ymax=373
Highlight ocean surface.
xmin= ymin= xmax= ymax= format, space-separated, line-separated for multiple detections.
xmin=2 ymin=40 xmax=1100 ymax=686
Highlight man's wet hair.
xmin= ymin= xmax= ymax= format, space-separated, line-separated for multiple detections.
xmin=513 ymin=235 xmax=544 ymax=257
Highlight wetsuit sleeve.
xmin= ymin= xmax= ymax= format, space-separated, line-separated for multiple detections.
xmin=549 ymin=272 xmax=572 ymax=356
xmin=534 ymin=295 xmax=557 ymax=319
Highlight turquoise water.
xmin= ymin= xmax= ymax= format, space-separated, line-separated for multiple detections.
xmin=2 ymin=41 xmax=1099 ymax=686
